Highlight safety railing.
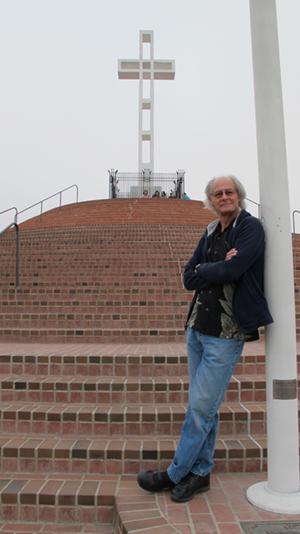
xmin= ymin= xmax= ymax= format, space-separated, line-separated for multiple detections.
xmin=246 ymin=198 xmax=261 ymax=219
xmin=14 ymin=184 xmax=79 ymax=224
xmin=0 ymin=206 xmax=18 ymax=222
xmin=292 ymin=210 xmax=300 ymax=234
xmin=0 ymin=221 xmax=19 ymax=288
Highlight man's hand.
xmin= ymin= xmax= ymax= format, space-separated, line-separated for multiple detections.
xmin=225 ymin=248 xmax=238 ymax=260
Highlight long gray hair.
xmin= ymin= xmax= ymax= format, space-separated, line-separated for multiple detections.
xmin=204 ymin=174 xmax=247 ymax=214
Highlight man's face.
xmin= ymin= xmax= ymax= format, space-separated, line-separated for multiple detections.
xmin=209 ymin=177 xmax=241 ymax=218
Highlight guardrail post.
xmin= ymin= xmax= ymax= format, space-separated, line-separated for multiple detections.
xmin=15 ymin=224 xmax=19 ymax=288
xmin=292 ymin=210 xmax=300 ymax=234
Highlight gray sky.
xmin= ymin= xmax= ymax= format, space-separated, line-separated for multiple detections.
xmin=1 ymin=0 xmax=299 ymax=227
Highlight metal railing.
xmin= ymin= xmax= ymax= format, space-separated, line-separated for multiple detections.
xmin=0 ymin=222 xmax=19 ymax=288
xmin=246 ymin=198 xmax=261 ymax=218
xmin=108 ymin=169 xmax=185 ymax=199
xmin=14 ymin=184 xmax=79 ymax=224
xmin=0 ymin=206 xmax=18 ymax=221
xmin=292 ymin=210 xmax=300 ymax=234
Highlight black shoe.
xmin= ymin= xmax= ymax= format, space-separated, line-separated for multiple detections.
xmin=137 ymin=469 xmax=175 ymax=492
xmin=171 ymin=472 xmax=210 ymax=502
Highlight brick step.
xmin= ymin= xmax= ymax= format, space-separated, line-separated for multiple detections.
xmin=0 ymin=241 xmax=190 ymax=248
xmin=0 ymin=401 xmax=269 ymax=437
xmin=2 ymin=225 xmax=298 ymax=247
xmin=0 ymin=301 xmax=190 ymax=311
xmin=13 ymin=200 xmax=216 ymax=229
xmin=0 ymin=523 xmax=113 ymax=534
xmin=1 ymin=247 xmax=192 ymax=254
xmin=0 ymin=328 xmax=186 ymax=343
xmin=0 ymin=374 xmax=273 ymax=405
xmin=1 ymin=288 xmax=189 ymax=298
xmin=0 ymin=473 xmax=116 ymax=525
xmin=3 ymin=283 xmax=185 ymax=292
xmin=0 ymin=351 xmax=269 ymax=377
xmin=0 ymin=435 xmax=269 ymax=475
xmin=2 ymin=259 xmax=184 ymax=267
xmin=0 ymin=375 xmax=190 ymax=405
xmin=2 ymin=235 xmax=201 ymax=244
xmin=1 ymin=271 xmax=183 ymax=279
xmin=1 ymin=271 xmax=183 ymax=281
xmin=5 ymin=248 xmax=187 ymax=254
xmin=0 ymin=315 xmax=186 ymax=330
xmin=0 ymin=276 xmax=183 ymax=284
xmin=0 ymin=267 xmax=184 ymax=276
xmin=0 ymin=307 xmax=190 ymax=318
xmin=0 ymin=282 xmax=184 ymax=291
xmin=1 ymin=245 xmax=191 ymax=254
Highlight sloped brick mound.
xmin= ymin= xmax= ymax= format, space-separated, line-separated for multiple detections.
xmin=18 ymin=198 xmax=217 ymax=229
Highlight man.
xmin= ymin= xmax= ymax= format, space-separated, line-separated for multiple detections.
xmin=137 ymin=175 xmax=273 ymax=502
xmin=182 ymin=192 xmax=191 ymax=199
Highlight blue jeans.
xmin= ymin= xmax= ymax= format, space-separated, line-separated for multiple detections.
xmin=167 ymin=328 xmax=244 ymax=483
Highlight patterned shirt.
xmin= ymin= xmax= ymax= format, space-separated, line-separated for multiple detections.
xmin=188 ymin=220 xmax=257 ymax=340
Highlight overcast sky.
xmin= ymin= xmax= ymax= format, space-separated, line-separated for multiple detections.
xmin=1 ymin=0 xmax=299 ymax=228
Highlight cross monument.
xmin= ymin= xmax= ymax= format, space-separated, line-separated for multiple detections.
xmin=118 ymin=30 xmax=175 ymax=172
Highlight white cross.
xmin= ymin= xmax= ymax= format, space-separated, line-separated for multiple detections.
xmin=118 ymin=30 xmax=175 ymax=172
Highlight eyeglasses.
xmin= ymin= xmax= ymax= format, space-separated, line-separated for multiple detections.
xmin=211 ymin=189 xmax=237 ymax=199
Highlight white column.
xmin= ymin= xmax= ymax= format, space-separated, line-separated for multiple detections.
xmin=247 ymin=0 xmax=300 ymax=513
xmin=149 ymin=32 xmax=154 ymax=172
xmin=138 ymin=31 xmax=143 ymax=173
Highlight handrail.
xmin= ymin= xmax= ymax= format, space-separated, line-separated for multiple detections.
xmin=292 ymin=210 xmax=300 ymax=234
xmin=0 ymin=222 xmax=19 ymax=288
xmin=0 ymin=206 xmax=18 ymax=219
xmin=246 ymin=197 xmax=261 ymax=218
xmin=14 ymin=184 xmax=79 ymax=223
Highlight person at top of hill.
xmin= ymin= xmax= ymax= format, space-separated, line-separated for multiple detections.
xmin=141 ymin=190 xmax=149 ymax=198
xmin=152 ymin=190 xmax=160 ymax=198
xmin=182 ymin=192 xmax=191 ymax=199
xmin=137 ymin=174 xmax=273 ymax=502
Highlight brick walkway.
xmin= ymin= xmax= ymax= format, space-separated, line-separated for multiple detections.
xmin=118 ymin=472 xmax=300 ymax=534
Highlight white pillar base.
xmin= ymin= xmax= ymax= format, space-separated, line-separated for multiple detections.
xmin=247 ymin=482 xmax=300 ymax=514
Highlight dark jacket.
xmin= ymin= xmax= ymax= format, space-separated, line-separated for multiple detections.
xmin=183 ymin=209 xmax=273 ymax=334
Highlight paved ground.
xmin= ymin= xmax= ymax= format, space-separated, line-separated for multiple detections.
xmin=117 ymin=471 xmax=300 ymax=534
xmin=158 ymin=472 xmax=300 ymax=533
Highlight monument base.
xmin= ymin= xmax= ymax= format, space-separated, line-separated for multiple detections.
xmin=247 ymin=482 xmax=300 ymax=514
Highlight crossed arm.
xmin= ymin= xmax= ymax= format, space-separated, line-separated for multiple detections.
xmin=183 ymin=218 xmax=264 ymax=291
